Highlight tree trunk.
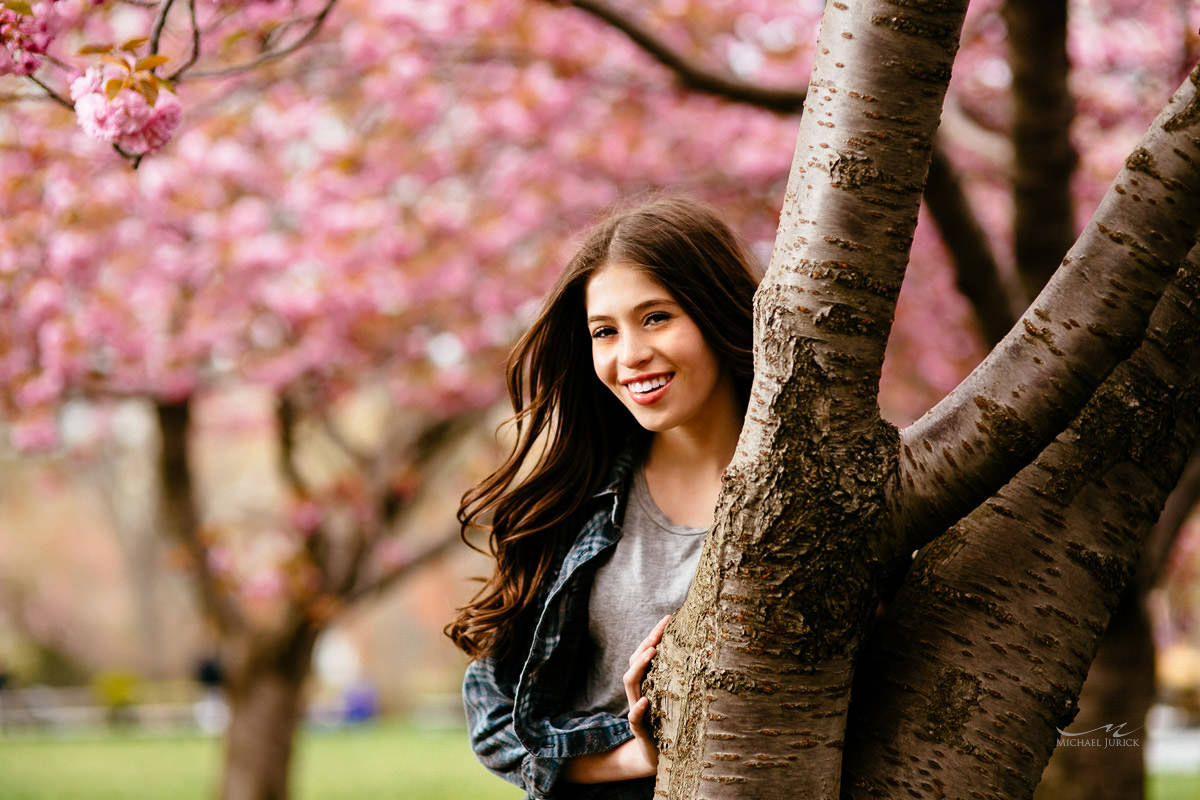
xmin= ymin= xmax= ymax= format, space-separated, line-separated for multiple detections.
xmin=1031 ymin=445 xmax=1200 ymax=799
xmin=1004 ymin=0 xmax=1077 ymax=299
xmin=219 ymin=628 xmax=318 ymax=800
xmin=644 ymin=2 xmax=970 ymax=797
xmin=924 ymin=146 xmax=1021 ymax=346
xmin=1033 ymin=589 xmax=1154 ymax=800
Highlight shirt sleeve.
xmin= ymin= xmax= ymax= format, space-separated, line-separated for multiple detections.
xmin=463 ymin=655 xmax=565 ymax=799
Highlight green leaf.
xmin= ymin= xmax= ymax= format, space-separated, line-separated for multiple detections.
xmin=135 ymin=55 xmax=170 ymax=72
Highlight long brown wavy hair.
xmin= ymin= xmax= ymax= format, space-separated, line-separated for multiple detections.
xmin=446 ymin=195 xmax=761 ymax=658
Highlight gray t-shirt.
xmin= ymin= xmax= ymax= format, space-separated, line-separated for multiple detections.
xmin=574 ymin=466 xmax=708 ymax=716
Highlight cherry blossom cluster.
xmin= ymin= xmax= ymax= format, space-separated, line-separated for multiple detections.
xmin=70 ymin=64 xmax=182 ymax=154
xmin=1 ymin=0 xmax=1198 ymax=444
xmin=0 ymin=0 xmax=62 ymax=76
xmin=2 ymin=0 xmax=1199 ymax=630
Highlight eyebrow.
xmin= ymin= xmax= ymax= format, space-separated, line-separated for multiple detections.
xmin=587 ymin=298 xmax=677 ymax=324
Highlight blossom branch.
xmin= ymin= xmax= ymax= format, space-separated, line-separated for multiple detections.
xmin=149 ymin=0 xmax=178 ymax=56
xmin=167 ymin=0 xmax=201 ymax=81
xmin=24 ymin=74 xmax=73 ymax=110
xmin=183 ymin=0 xmax=340 ymax=80
xmin=563 ymin=0 xmax=806 ymax=112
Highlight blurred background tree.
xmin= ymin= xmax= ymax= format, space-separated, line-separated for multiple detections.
xmin=2 ymin=1 xmax=1199 ymax=799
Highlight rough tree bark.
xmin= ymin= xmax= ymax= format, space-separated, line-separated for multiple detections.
xmin=1032 ymin=589 xmax=1156 ymax=800
xmin=645 ymin=3 xmax=970 ymax=797
xmin=845 ymin=243 xmax=1200 ymax=799
xmin=634 ymin=0 xmax=1200 ymax=797
xmin=1034 ymin=444 xmax=1200 ymax=800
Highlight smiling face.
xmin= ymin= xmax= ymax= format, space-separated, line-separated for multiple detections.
xmin=585 ymin=262 xmax=736 ymax=438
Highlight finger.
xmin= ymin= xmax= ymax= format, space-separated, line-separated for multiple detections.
xmin=636 ymin=615 xmax=671 ymax=652
xmin=623 ymin=647 xmax=655 ymax=698
xmin=628 ymin=696 xmax=649 ymax=728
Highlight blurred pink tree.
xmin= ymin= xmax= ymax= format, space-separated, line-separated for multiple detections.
xmin=2 ymin=1 xmax=1200 ymax=798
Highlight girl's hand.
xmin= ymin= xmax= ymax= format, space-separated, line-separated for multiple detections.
xmin=622 ymin=614 xmax=671 ymax=772
xmin=563 ymin=614 xmax=671 ymax=784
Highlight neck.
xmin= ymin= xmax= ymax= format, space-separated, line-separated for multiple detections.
xmin=645 ymin=390 xmax=743 ymax=481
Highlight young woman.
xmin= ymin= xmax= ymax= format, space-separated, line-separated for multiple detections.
xmin=446 ymin=196 xmax=760 ymax=799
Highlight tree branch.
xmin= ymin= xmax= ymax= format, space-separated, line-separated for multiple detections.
xmin=313 ymin=410 xmax=373 ymax=473
xmin=149 ymin=0 xmax=178 ymax=56
xmin=847 ymin=243 xmax=1200 ymax=799
xmin=1141 ymin=440 xmax=1200 ymax=586
xmin=923 ymin=146 xmax=1021 ymax=346
xmin=276 ymin=392 xmax=311 ymax=496
xmin=1004 ymin=0 xmax=1078 ymax=299
xmin=167 ymin=0 xmax=201 ymax=81
xmin=156 ymin=399 xmax=245 ymax=633
xmin=563 ymin=0 xmax=806 ymax=112
xmin=648 ymin=3 xmax=972 ymax=796
xmin=331 ymin=415 xmax=472 ymax=597
xmin=561 ymin=0 xmax=1019 ymax=361
xmin=896 ymin=63 xmax=1200 ymax=548
xmin=181 ymin=0 xmax=339 ymax=81
xmin=341 ymin=526 xmax=460 ymax=607
xmin=24 ymin=75 xmax=73 ymax=110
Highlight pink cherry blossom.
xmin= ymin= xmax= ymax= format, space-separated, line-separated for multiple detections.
xmin=0 ymin=1 xmax=62 ymax=77
xmin=70 ymin=66 xmax=182 ymax=155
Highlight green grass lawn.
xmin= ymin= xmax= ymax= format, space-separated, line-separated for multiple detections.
xmin=0 ymin=721 xmax=1196 ymax=799
xmin=0 ymin=719 xmax=521 ymax=800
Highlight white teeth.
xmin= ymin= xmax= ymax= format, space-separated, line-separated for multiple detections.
xmin=629 ymin=375 xmax=670 ymax=393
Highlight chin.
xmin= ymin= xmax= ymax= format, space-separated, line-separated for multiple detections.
xmin=629 ymin=413 xmax=674 ymax=433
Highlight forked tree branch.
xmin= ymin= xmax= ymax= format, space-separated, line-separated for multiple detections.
xmin=896 ymin=64 xmax=1200 ymax=550
xmin=848 ymin=243 xmax=1200 ymax=798
xmin=182 ymin=0 xmax=339 ymax=80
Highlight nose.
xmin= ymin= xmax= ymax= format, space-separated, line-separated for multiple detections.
xmin=618 ymin=329 xmax=652 ymax=368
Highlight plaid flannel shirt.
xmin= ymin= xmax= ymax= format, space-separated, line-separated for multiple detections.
xmin=462 ymin=448 xmax=656 ymax=800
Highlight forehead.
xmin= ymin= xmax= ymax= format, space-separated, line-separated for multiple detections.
xmin=584 ymin=263 xmax=674 ymax=314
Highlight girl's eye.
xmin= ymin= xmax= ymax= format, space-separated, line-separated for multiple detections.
xmin=591 ymin=326 xmax=616 ymax=339
xmin=644 ymin=311 xmax=671 ymax=326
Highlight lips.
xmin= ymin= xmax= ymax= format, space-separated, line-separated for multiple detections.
xmin=624 ymin=372 xmax=673 ymax=406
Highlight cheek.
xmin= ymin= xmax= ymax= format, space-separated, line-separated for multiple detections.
xmin=680 ymin=331 xmax=721 ymax=379
xmin=591 ymin=345 xmax=612 ymax=383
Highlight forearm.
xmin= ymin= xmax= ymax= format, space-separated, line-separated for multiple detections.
xmin=562 ymin=739 xmax=656 ymax=784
